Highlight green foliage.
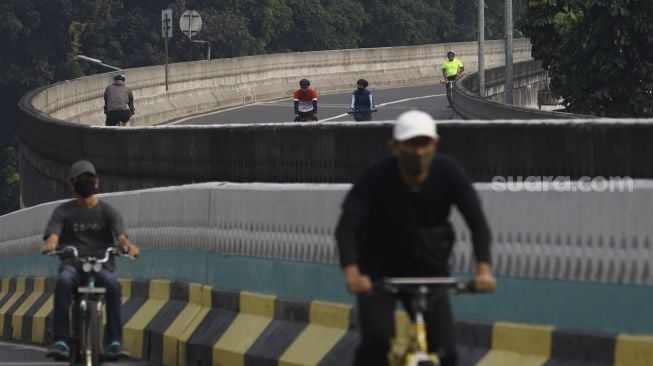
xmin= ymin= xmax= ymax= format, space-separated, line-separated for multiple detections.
xmin=0 ymin=146 xmax=19 ymax=214
xmin=519 ymin=0 xmax=653 ymax=117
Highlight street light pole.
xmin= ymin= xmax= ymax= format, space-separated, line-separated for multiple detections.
xmin=478 ymin=0 xmax=485 ymax=97
xmin=76 ymin=55 xmax=122 ymax=71
xmin=505 ymin=0 xmax=514 ymax=104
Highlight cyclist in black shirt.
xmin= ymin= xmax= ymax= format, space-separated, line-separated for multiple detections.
xmin=335 ymin=110 xmax=496 ymax=366
xmin=41 ymin=160 xmax=140 ymax=361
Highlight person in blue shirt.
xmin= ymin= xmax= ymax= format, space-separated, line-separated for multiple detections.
xmin=349 ymin=79 xmax=378 ymax=121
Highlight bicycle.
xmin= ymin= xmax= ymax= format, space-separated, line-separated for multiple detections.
xmin=294 ymin=111 xmax=318 ymax=122
xmin=47 ymin=246 xmax=131 ymax=366
xmin=346 ymin=108 xmax=378 ymax=122
xmin=440 ymin=78 xmax=457 ymax=107
xmin=379 ymin=277 xmax=474 ymax=366
xmin=104 ymin=109 xmax=134 ymax=127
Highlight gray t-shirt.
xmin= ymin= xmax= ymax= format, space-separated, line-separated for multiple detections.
xmin=44 ymin=200 xmax=127 ymax=270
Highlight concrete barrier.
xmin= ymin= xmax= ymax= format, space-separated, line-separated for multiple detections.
xmin=1 ymin=182 xmax=653 ymax=335
xmin=1 ymin=276 xmax=652 ymax=366
xmin=452 ymin=59 xmax=588 ymax=119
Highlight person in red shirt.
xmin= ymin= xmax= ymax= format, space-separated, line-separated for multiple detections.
xmin=293 ymin=79 xmax=318 ymax=121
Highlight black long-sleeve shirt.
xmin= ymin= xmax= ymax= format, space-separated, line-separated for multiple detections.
xmin=335 ymin=154 xmax=491 ymax=278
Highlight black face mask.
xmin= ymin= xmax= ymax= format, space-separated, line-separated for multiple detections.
xmin=73 ymin=180 xmax=96 ymax=198
xmin=398 ymin=151 xmax=435 ymax=176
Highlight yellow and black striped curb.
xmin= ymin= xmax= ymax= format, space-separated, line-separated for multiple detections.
xmin=1 ymin=277 xmax=653 ymax=366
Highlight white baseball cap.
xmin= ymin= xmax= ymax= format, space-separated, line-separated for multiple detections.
xmin=393 ymin=110 xmax=438 ymax=141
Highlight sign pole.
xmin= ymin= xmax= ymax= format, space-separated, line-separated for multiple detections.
xmin=162 ymin=9 xmax=173 ymax=92
xmin=164 ymin=38 xmax=169 ymax=91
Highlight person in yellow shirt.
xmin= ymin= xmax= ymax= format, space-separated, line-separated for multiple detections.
xmin=441 ymin=50 xmax=464 ymax=107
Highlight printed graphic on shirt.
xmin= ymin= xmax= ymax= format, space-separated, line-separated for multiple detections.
xmin=72 ymin=221 xmax=107 ymax=233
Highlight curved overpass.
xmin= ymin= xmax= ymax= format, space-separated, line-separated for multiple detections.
xmin=7 ymin=40 xmax=653 ymax=364
xmin=19 ymin=38 xmax=653 ymax=209
xmin=18 ymin=39 xmax=536 ymax=207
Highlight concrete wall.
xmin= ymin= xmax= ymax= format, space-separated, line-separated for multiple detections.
xmin=17 ymin=116 xmax=653 ymax=208
xmin=2 ymin=182 xmax=653 ymax=335
xmin=452 ymin=60 xmax=588 ymax=119
xmin=31 ymin=39 xmax=531 ymax=126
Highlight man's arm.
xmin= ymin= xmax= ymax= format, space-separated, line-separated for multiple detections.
xmin=311 ymin=90 xmax=318 ymax=115
xmin=335 ymin=210 xmax=372 ymax=294
xmin=128 ymin=90 xmax=135 ymax=113
xmin=103 ymin=87 xmax=109 ymax=114
xmin=107 ymin=204 xmax=139 ymax=257
xmin=41 ymin=234 xmax=59 ymax=254
xmin=41 ymin=207 xmax=64 ymax=254
xmin=335 ymin=178 xmax=375 ymax=295
xmin=450 ymin=162 xmax=496 ymax=292
xmin=117 ymin=234 xmax=139 ymax=257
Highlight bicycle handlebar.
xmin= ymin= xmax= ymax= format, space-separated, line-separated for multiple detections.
xmin=47 ymin=245 xmax=133 ymax=262
xmin=347 ymin=109 xmax=378 ymax=114
xmin=376 ymin=277 xmax=475 ymax=294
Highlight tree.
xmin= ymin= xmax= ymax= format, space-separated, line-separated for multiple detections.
xmin=519 ymin=0 xmax=653 ymax=117
xmin=0 ymin=147 xmax=19 ymax=213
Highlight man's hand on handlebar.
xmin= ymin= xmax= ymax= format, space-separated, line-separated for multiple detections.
xmin=41 ymin=234 xmax=59 ymax=255
xmin=41 ymin=241 xmax=57 ymax=254
xmin=473 ymin=261 xmax=496 ymax=292
xmin=343 ymin=264 xmax=372 ymax=295
xmin=118 ymin=235 xmax=140 ymax=258
xmin=121 ymin=243 xmax=140 ymax=257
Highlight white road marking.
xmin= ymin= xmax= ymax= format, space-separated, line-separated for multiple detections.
xmin=170 ymin=91 xmax=446 ymax=124
xmin=0 ymin=340 xmax=47 ymax=352
xmin=320 ymin=94 xmax=445 ymax=122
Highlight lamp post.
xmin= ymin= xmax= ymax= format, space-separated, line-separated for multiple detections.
xmin=478 ymin=0 xmax=485 ymax=97
xmin=505 ymin=0 xmax=514 ymax=105
xmin=76 ymin=55 xmax=122 ymax=71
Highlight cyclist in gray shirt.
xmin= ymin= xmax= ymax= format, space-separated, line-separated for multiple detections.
xmin=42 ymin=160 xmax=140 ymax=361
xmin=104 ymin=74 xmax=135 ymax=126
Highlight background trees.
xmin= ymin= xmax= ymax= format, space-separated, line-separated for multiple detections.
xmin=519 ymin=0 xmax=653 ymax=117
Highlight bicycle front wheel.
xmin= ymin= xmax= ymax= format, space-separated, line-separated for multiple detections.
xmin=84 ymin=301 xmax=102 ymax=366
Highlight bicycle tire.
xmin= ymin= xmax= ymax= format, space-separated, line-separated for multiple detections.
xmin=68 ymin=340 xmax=79 ymax=366
xmin=69 ymin=300 xmax=81 ymax=366
xmin=85 ymin=301 xmax=102 ymax=366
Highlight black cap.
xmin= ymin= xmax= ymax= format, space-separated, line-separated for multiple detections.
xmin=69 ymin=160 xmax=97 ymax=180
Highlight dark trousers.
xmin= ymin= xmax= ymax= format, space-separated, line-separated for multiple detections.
xmin=354 ymin=288 xmax=458 ymax=366
xmin=53 ymin=265 xmax=123 ymax=345
xmin=105 ymin=110 xmax=132 ymax=126
xmin=353 ymin=111 xmax=372 ymax=121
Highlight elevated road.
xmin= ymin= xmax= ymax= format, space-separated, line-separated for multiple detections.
xmin=172 ymin=84 xmax=455 ymax=125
